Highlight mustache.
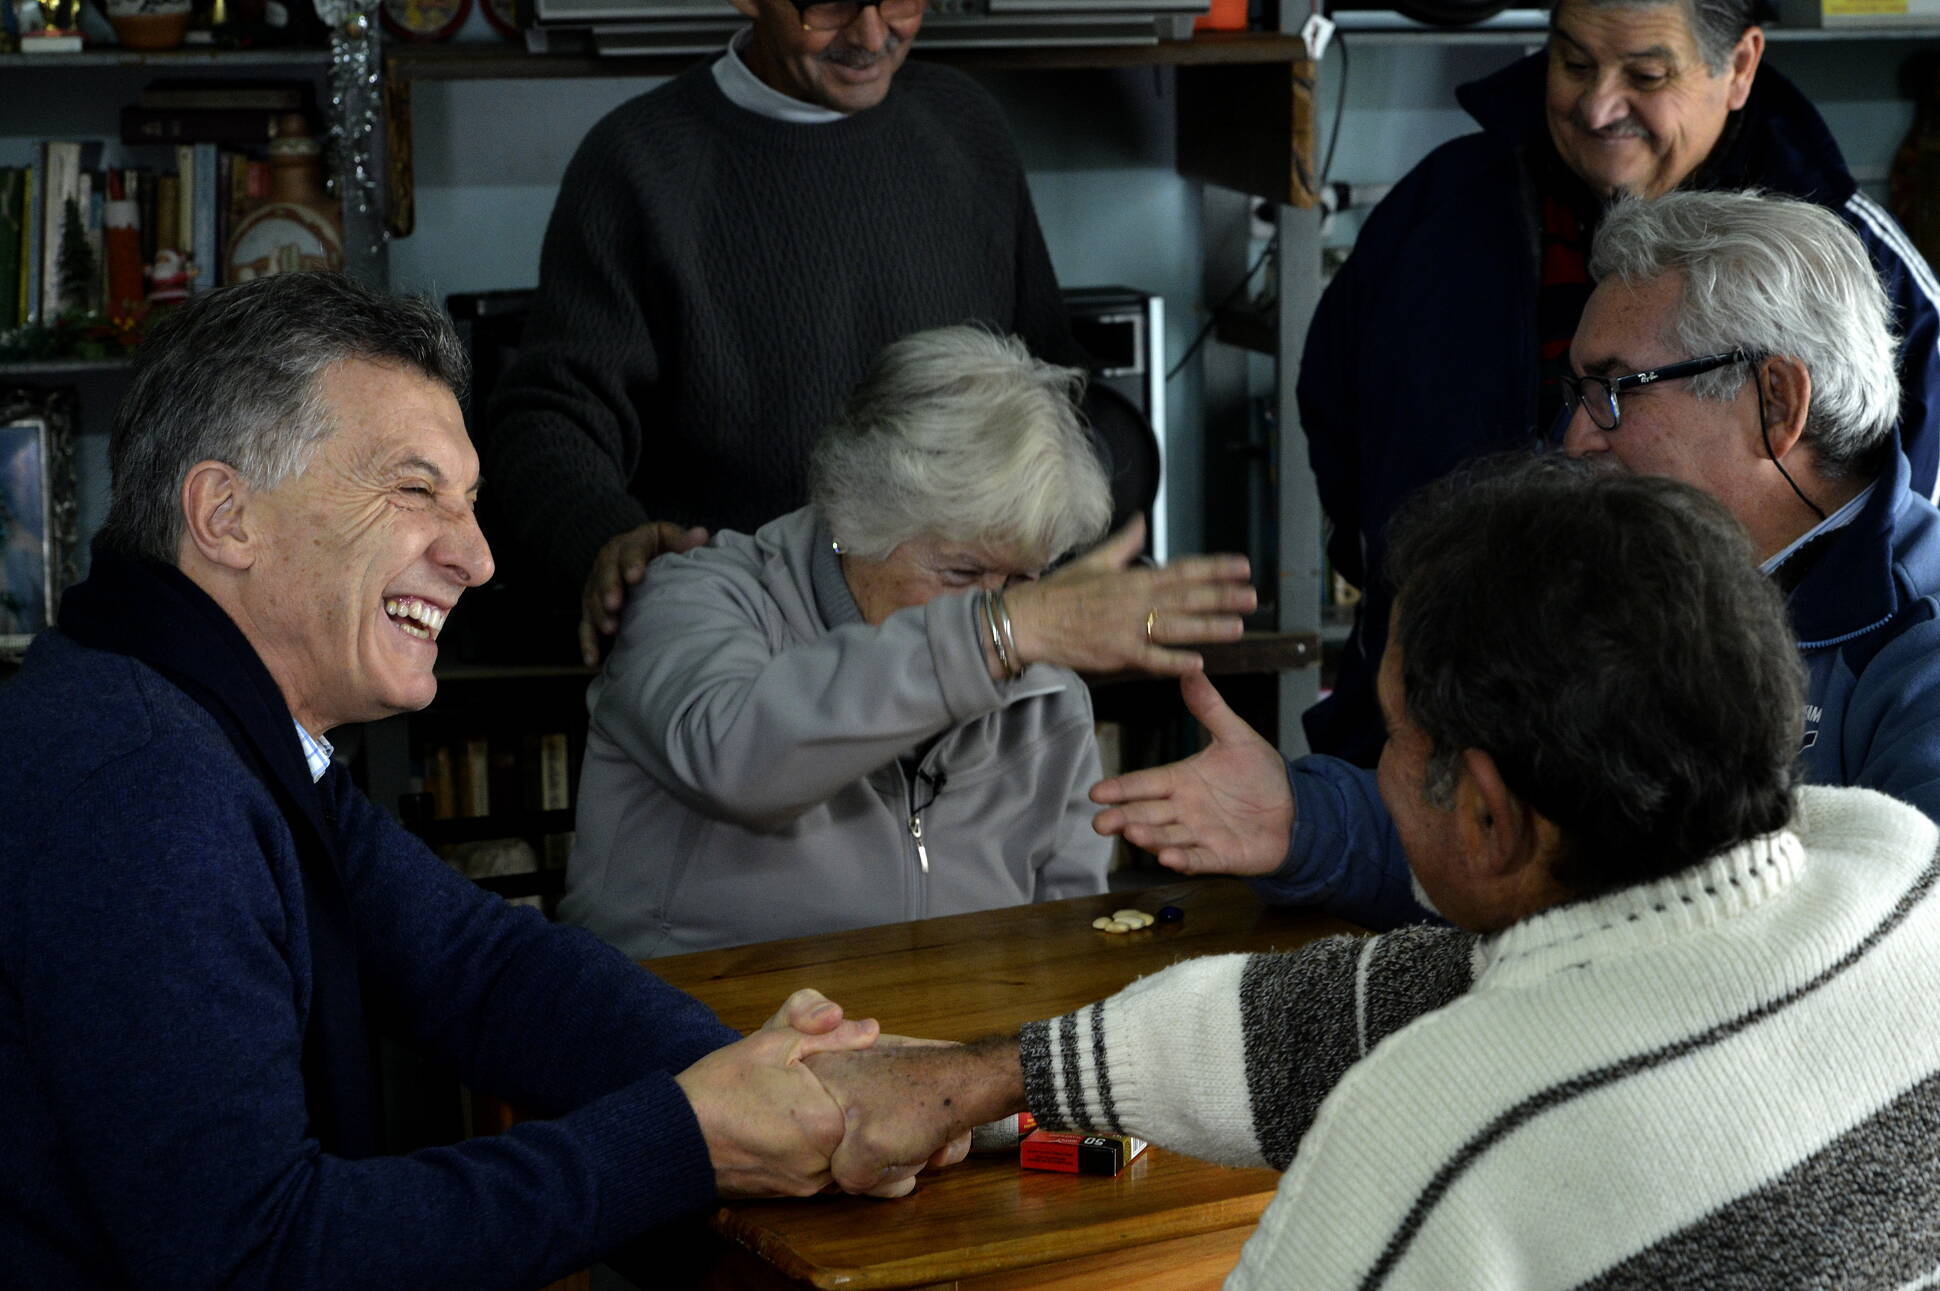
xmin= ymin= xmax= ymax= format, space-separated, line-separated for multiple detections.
xmin=1571 ymin=112 xmax=1652 ymax=141
xmin=819 ymin=30 xmax=904 ymax=68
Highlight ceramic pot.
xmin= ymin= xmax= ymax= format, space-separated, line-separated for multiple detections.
xmin=104 ymin=0 xmax=192 ymax=48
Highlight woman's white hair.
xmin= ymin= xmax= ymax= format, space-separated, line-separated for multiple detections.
xmin=1590 ymin=189 xmax=1900 ymax=476
xmin=809 ymin=325 xmax=1112 ymax=564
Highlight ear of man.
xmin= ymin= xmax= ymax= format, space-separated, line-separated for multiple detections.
xmin=179 ymin=460 xmax=256 ymax=572
xmin=1724 ymin=28 xmax=1765 ymax=112
xmin=1755 ymin=355 xmax=1813 ymax=464
xmin=1452 ymin=747 xmax=1571 ymax=926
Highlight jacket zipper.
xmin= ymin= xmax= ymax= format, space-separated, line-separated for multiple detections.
xmin=908 ymin=812 xmax=929 ymax=874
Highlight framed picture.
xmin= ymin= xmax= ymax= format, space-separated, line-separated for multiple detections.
xmin=0 ymin=388 xmax=79 ymax=656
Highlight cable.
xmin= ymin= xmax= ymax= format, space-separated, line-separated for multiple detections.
xmin=1754 ymin=365 xmax=1826 ymax=523
xmin=1165 ymin=233 xmax=1279 ymax=382
xmin=1165 ymin=34 xmax=1348 ymax=384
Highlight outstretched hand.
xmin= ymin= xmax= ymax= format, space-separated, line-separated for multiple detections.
xmin=1090 ymin=670 xmax=1295 ymax=876
xmin=579 ymin=520 xmax=710 ymax=664
xmin=1002 ymin=515 xmax=1255 ymax=679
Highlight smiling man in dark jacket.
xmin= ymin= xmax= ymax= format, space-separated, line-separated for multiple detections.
xmin=1300 ymin=0 xmax=1940 ymax=767
xmin=0 ymin=273 xmax=926 ymax=1291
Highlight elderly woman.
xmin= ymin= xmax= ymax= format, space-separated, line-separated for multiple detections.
xmin=560 ymin=326 xmax=1255 ymax=956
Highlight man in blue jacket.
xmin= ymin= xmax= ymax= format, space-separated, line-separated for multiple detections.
xmin=1096 ymin=189 xmax=1940 ymax=932
xmin=0 ymin=272 xmax=937 ymax=1290
xmin=1301 ymin=0 xmax=1940 ymax=767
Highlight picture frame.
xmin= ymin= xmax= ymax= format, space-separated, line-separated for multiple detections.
xmin=0 ymin=387 xmax=79 ymax=657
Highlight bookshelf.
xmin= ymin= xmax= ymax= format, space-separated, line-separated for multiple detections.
xmin=0 ymin=40 xmax=386 ymax=344
xmin=353 ymin=664 xmax=595 ymax=908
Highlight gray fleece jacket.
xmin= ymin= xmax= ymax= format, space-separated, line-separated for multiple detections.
xmin=560 ymin=505 xmax=1110 ymax=958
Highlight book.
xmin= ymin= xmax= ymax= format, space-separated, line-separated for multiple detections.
xmin=121 ymin=107 xmax=280 ymax=147
xmin=0 ymin=170 xmax=23 ymax=331
xmin=103 ymin=180 xmax=144 ymax=323
xmin=139 ymin=79 xmax=308 ymax=111
xmin=189 ymin=143 xmax=217 ymax=294
xmin=174 ymin=144 xmax=194 ymax=271
xmin=530 ymin=732 xmax=570 ymax=811
xmin=18 ymin=32 xmax=83 ymax=52
xmin=129 ymin=168 xmax=158 ymax=270
xmin=38 ymin=141 xmax=81 ymax=321
xmin=81 ymin=170 xmax=104 ymax=314
xmin=459 ymin=736 xmax=491 ymax=818
xmin=155 ymin=171 xmax=180 ymax=259
xmin=423 ymin=744 xmax=456 ymax=821
xmin=21 ymin=162 xmax=39 ymax=325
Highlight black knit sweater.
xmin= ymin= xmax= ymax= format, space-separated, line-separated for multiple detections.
xmin=485 ymin=58 xmax=1082 ymax=589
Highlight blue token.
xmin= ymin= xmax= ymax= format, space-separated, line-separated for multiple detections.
xmin=1156 ymin=905 xmax=1184 ymax=925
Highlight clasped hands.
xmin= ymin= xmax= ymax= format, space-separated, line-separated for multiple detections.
xmin=675 ymin=988 xmax=995 ymax=1201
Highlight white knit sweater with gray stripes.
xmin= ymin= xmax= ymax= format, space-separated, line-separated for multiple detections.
xmin=1020 ymin=785 xmax=1940 ymax=1289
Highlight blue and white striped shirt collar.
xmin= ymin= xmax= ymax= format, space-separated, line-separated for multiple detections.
xmin=294 ymin=721 xmax=334 ymax=784
xmin=1761 ymin=482 xmax=1875 ymax=578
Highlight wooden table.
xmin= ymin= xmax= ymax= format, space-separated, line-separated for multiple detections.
xmin=642 ymin=879 xmax=1360 ymax=1290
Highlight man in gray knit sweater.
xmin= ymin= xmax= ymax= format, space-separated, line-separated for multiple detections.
xmin=485 ymin=0 xmax=1084 ymax=663
xmin=806 ymin=455 xmax=1940 ymax=1287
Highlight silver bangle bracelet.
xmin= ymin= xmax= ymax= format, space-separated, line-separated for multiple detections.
xmin=980 ymin=588 xmax=1016 ymax=680
xmin=991 ymin=583 xmax=1022 ymax=680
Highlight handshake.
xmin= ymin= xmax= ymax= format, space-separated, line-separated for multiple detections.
xmin=674 ymin=988 xmax=1025 ymax=1199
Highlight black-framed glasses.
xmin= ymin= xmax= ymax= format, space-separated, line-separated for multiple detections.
xmin=1559 ymin=349 xmax=1751 ymax=431
xmin=791 ymin=0 xmax=925 ymax=31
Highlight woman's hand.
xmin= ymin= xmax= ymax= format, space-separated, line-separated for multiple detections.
xmin=1003 ymin=515 xmax=1255 ymax=677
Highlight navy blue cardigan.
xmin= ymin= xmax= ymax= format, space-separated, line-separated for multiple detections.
xmin=0 ymin=630 xmax=739 ymax=1289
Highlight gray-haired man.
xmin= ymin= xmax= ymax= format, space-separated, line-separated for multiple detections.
xmin=1096 ymin=188 xmax=1940 ymax=934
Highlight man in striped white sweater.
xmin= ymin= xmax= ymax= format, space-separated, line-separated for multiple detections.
xmin=807 ymin=456 xmax=1940 ymax=1286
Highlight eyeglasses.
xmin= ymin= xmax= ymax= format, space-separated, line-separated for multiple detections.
xmin=1558 ymin=350 xmax=1751 ymax=431
xmin=791 ymin=0 xmax=926 ymax=31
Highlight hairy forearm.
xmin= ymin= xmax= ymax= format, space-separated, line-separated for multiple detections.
xmin=937 ymin=1035 xmax=1028 ymax=1135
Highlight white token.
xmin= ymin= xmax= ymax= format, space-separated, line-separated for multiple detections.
xmin=1092 ymin=916 xmax=1115 ymax=931
xmin=1105 ymin=919 xmax=1133 ymax=933
xmin=1114 ymin=909 xmax=1153 ymax=928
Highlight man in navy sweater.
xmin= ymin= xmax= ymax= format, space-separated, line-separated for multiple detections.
xmin=1094 ymin=190 xmax=1940 ymax=934
xmin=0 ymin=272 xmax=935 ymax=1290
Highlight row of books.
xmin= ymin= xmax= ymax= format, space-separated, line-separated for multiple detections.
xmin=411 ymin=731 xmax=576 ymax=892
xmin=0 ymin=79 xmax=311 ymax=331
xmin=417 ymin=731 xmax=574 ymax=825
xmin=0 ymin=142 xmax=284 ymax=330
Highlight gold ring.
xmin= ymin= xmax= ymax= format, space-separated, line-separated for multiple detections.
xmin=1145 ymin=608 xmax=1158 ymax=644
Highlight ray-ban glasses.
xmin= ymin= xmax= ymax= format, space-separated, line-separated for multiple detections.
xmin=1559 ymin=350 xmax=1751 ymax=431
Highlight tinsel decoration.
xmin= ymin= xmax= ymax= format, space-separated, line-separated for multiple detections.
xmin=327 ymin=6 xmax=389 ymax=279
